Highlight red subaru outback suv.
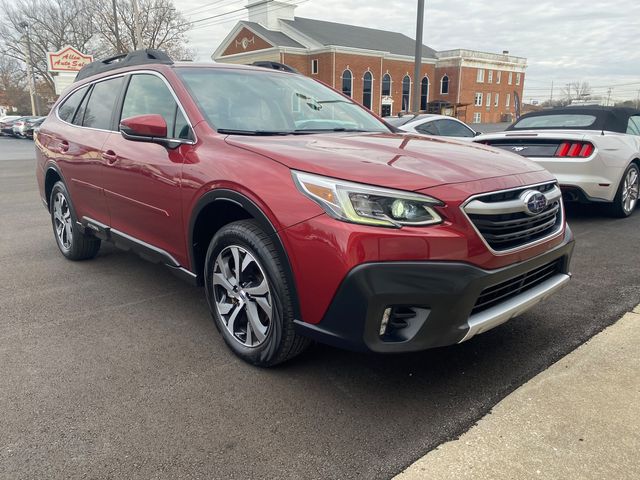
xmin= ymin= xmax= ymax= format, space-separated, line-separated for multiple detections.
xmin=35 ymin=50 xmax=574 ymax=366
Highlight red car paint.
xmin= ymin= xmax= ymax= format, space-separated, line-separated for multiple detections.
xmin=35 ymin=62 xmax=569 ymax=336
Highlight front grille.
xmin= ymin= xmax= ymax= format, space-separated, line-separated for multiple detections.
xmin=471 ymin=259 xmax=562 ymax=315
xmin=464 ymin=183 xmax=563 ymax=251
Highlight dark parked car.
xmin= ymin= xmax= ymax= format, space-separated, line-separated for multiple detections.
xmin=35 ymin=50 xmax=574 ymax=366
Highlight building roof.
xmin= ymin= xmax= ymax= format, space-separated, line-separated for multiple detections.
xmin=280 ymin=17 xmax=437 ymax=58
xmin=239 ymin=21 xmax=305 ymax=49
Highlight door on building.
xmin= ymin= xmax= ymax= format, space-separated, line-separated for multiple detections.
xmin=381 ymin=105 xmax=391 ymax=117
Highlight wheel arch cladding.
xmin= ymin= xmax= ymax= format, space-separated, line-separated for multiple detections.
xmin=44 ymin=167 xmax=63 ymax=210
xmin=189 ymin=189 xmax=302 ymax=320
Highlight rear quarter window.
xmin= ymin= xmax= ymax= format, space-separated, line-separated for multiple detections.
xmin=627 ymin=116 xmax=640 ymax=136
xmin=58 ymin=86 xmax=89 ymax=123
xmin=512 ymin=114 xmax=597 ymax=129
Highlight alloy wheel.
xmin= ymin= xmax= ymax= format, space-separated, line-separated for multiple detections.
xmin=212 ymin=245 xmax=273 ymax=348
xmin=622 ymin=166 xmax=639 ymax=214
xmin=53 ymin=192 xmax=73 ymax=250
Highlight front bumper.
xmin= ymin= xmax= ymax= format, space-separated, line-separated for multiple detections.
xmin=295 ymin=228 xmax=574 ymax=353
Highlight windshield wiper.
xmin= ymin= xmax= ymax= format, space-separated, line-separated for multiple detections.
xmin=218 ymin=129 xmax=293 ymax=136
xmin=293 ymin=128 xmax=374 ymax=134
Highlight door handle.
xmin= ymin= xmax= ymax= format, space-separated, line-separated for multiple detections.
xmin=102 ymin=150 xmax=118 ymax=164
xmin=59 ymin=140 xmax=69 ymax=153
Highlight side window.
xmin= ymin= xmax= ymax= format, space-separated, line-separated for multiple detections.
xmin=58 ymin=86 xmax=88 ymax=122
xmin=435 ymin=119 xmax=474 ymax=137
xmin=627 ymin=116 xmax=640 ymax=136
xmin=72 ymin=86 xmax=92 ymax=126
xmin=121 ymin=74 xmax=188 ymax=139
xmin=82 ymin=77 xmax=124 ymax=130
xmin=415 ymin=121 xmax=439 ymax=135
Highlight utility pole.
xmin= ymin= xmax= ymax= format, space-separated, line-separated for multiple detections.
xmin=19 ymin=21 xmax=39 ymax=116
xmin=132 ymin=0 xmax=143 ymax=49
xmin=411 ymin=0 xmax=425 ymax=113
xmin=606 ymin=88 xmax=612 ymax=106
xmin=549 ymin=80 xmax=554 ymax=105
xmin=112 ymin=0 xmax=123 ymax=53
xmin=636 ymin=89 xmax=640 ymax=109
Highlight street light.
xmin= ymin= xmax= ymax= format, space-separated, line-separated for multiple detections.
xmin=18 ymin=21 xmax=39 ymax=116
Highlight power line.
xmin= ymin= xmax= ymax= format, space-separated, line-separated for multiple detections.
xmin=189 ymin=0 xmax=308 ymax=31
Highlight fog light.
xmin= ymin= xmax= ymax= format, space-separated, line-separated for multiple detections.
xmin=379 ymin=307 xmax=392 ymax=336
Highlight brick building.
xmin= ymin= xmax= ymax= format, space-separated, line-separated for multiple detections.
xmin=213 ymin=0 xmax=527 ymax=124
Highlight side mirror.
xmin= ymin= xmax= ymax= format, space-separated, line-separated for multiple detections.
xmin=120 ymin=114 xmax=168 ymax=142
xmin=474 ymin=131 xmax=482 ymax=137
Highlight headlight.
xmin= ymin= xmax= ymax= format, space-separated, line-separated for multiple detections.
xmin=292 ymin=171 xmax=443 ymax=228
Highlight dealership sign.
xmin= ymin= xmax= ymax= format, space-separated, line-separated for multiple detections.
xmin=47 ymin=46 xmax=93 ymax=73
xmin=47 ymin=46 xmax=93 ymax=94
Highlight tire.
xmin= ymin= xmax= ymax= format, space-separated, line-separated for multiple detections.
xmin=204 ymin=220 xmax=310 ymax=367
xmin=608 ymin=163 xmax=639 ymax=218
xmin=50 ymin=181 xmax=101 ymax=260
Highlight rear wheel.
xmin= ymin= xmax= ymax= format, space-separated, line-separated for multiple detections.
xmin=609 ymin=163 xmax=639 ymax=218
xmin=50 ymin=181 xmax=101 ymax=260
xmin=204 ymin=220 xmax=310 ymax=367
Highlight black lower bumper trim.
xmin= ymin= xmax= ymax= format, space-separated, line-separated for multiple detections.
xmin=295 ymin=228 xmax=575 ymax=353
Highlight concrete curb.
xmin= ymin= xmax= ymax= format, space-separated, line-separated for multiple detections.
xmin=395 ymin=306 xmax=640 ymax=480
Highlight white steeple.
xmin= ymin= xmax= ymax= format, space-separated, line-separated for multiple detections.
xmin=246 ymin=0 xmax=297 ymax=30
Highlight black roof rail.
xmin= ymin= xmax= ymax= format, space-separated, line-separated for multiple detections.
xmin=251 ymin=61 xmax=298 ymax=73
xmin=75 ymin=49 xmax=174 ymax=81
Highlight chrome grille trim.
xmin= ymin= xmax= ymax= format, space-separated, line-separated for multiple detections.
xmin=461 ymin=181 xmax=565 ymax=255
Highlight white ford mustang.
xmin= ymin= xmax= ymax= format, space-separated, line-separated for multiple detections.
xmin=475 ymin=107 xmax=640 ymax=217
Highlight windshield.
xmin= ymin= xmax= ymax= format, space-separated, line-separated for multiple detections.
xmin=177 ymin=67 xmax=390 ymax=135
xmin=512 ymin=113 xmax=597 ymax=129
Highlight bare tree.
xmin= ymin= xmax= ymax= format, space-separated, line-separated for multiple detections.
xmin=562 ymin=81 xmax=593 ymax=103
xmin=0 ymin=56 xmax=31 ymax=113
xmin=89 ymin=0 xmax=193 ymax=59
xmin=0 ymin=0 xmax=192 ymax=99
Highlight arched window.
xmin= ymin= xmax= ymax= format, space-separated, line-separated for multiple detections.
xmin=381 ymin=73 xmax=391 ymax=97
xmin=341 ymin=69 xmax=353 ymax=98
xmin=402 ymin=75 xmax=411 ymax=111
xmin=362 ymin=71 xmax=373 ymax=109
xmin=440 ymin=74 xmax=449 ymax=94
xmin=420 ymin=77 xmax=429 ymax=111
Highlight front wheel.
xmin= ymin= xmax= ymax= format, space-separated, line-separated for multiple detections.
xmin=204 ymin=220 xmax=310 ymax=367
xmin=50 ymin=181 xmax=101 ymax=260
xmin=609 ymin=163 xmax=639 ymax=218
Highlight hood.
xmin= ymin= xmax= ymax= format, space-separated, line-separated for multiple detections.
xmin=226 ymin=132 xmax=547 ymax=191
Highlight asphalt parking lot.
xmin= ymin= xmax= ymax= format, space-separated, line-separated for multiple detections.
xmin=1 ymin=136 xmax=639 ymax=479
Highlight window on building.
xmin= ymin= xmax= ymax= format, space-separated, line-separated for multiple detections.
xmin=516 ymin=73 xmax=521 ymax=85
xmin=496 ymin=71 xmax=501 ymax=84
xmin=494 ymin=92 xmax=499 ymax=107
xmin=474 ymin=92 xmax=483 ymax=106
xmin=420 ymin=76 xmax=429 ymax=111
xmin=477 ymin=69 xmax=485 ymax=83
xmin=402 ymin=75 xmax=411 ymax=111
xmin=486 ymin=92 xmax=491 ymax=107
xmin=382 ymin=73 xmax=391 ymax=97
xmin=341 ymin=69 xmax=353 ymax=98
xmin=440 ymin=74 xmax=449 ymax=94
xmin=473 ymin=112 xmax=481 ymax=124
xmin=508 ymin=72 xmax=513 ymax=85
xmin=311 ymin=59 xmax=318 ymax=75
xmin=82 ymin=77 xmax=124 ymax=130
xmin=488 ymin=70 xmax=493 ymax=83
xmin=506 ymin=93 xmax=511 ymax=107
xmin=362 ymin=71 xmax=373 ymax=110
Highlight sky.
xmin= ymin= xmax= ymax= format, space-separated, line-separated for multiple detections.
xmin=180 ymin=0 xmax=640 ymax=103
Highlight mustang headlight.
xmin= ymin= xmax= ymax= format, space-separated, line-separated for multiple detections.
xmin=292 ymin=171 xmax=443 ymax=227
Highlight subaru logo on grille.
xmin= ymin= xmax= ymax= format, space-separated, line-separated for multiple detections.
xmin=521 ymin=190 xmax=548 ymax=215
